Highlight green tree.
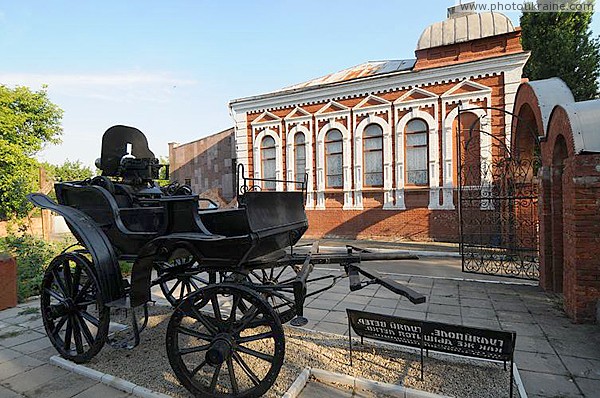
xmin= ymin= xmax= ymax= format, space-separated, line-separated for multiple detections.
xmin=42 ymin=159 xmax=94 ymax=182
xmin=520 ymin=0 xmax=600 ymax=101
xmin=0 ymin=85 xmax=63 ymax=218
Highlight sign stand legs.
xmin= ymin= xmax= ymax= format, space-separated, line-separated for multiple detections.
xmin=420 ymin=330 xmax=424 ymax=381
xmin=348 ymin=317 xmax=353 ymax=367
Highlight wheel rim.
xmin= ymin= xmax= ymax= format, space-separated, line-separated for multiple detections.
xmin=41 ymin=252 xmax=109 ymax=363
xmin=166 ymin=284 xmax=285 ymax=398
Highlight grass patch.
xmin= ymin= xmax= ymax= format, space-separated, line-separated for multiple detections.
xmin=0 ymin=330 xmax=21 ymax=340
xmin=18 ymin=307 xmax=39 ymax=316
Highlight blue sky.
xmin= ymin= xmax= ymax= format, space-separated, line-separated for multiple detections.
xmin=0 ymin=1 xmax=598 ymax=167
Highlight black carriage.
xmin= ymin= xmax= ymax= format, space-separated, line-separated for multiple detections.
xmin=29 ymin=125 xmax=425 ymax=398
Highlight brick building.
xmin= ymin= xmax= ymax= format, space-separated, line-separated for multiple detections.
xmin=228 ymin=7 xmax=529 ymax=241
xmin=168 ymin=127 xmax=236 ymax=201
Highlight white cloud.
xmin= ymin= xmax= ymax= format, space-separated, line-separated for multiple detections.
xmin=0 ymin=71 xmax=199 ymax=103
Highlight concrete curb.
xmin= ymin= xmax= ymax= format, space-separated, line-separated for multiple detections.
xmin=282 ymin=367 xmax=311 ymax=398
xmin=309 ymin=368 xmax=451 ymax=398
xmin=50 ymin=355 xmax=172 ymax=398
xmin=294 ymin=327 xmax=528 ymax=398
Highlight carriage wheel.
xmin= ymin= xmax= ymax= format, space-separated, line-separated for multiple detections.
xmin=41 ymin=252 xmax=109 ymax=363
xmin=245 ymin=264 xmax=300 ymax=324
xmin=166 ymin=284 xmax=285 ymax=398
xmin=154 ymin=249 xmax=220 ymax=306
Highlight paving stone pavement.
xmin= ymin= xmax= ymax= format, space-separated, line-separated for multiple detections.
xmin=302 ymin=267 xmax=600 ymax=398
xmin=0 ymin=300 xmax=132 ymax=398
xmin=1 ymin=242 xmax=600 ymax=397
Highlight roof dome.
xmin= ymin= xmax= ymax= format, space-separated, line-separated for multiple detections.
xmin=417 ymin=12 xmax=515 ymax=51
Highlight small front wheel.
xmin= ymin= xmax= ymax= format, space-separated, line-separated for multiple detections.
xmin=166 ymin=284 xmax=285 ymax=398
xmin=41 ymin=252 xmax=109 ymax=363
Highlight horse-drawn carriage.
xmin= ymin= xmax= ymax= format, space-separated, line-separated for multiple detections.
xmin=29 ymin=126 xmax=425 ymax=398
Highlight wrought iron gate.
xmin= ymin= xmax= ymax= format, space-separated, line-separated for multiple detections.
xmin=457 ymin=107 xmax=540 ymax=280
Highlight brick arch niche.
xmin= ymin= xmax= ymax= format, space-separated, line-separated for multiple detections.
xmin=514 ymin=78 xmax=600 ymax=323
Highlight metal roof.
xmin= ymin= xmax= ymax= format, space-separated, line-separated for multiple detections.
xmin=560 ymin=100 xmax=600 ymax=154
xmin=281 ymin=59 xmax=416 ymax=91
xmin=526 ymin=78 xmax=574 ymax=133
xmin=417 ymin=12 xmax=514 ymax=50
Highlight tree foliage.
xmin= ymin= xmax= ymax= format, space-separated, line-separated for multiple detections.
xmin=520 ymin=0 xmax=600 ymax=101
xmin=42 ymin=159 xmax=95 ymax=182
xmin=0 ymin=85 xmax=63 ymax=218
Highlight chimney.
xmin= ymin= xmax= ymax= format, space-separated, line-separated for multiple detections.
xmin=447 ymin=2 xmax=477 ymax=18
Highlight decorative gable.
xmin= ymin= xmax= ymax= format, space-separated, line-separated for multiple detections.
xmin=284 ymin=106 xmax=311 ymax=119
xmin=395 ymin=87 xmax=438 ymax=103
xmin=442 ymin=80 xmax=492 ymax=98
xmin=315 ymin=100 xmax=349 ymax=115
xmin=354 ymin=94 xmax=390 ymax=109
xmin=251 ymin=111 xmax=281 ymax=125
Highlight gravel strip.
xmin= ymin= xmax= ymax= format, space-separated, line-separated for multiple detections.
xmin=86 ymin=305 xmax=518 ymax=398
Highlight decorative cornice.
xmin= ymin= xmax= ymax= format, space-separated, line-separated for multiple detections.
xmin=229 ymin=52 xmax=530 ymax=114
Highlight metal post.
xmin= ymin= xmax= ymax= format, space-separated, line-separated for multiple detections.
xmin=348 ymin=317 xmax=353 ymax=367
xmin=420 ymin=330 xmax=424 ymax=381
xmin=510 ymin=357 xmax=514 ymax=398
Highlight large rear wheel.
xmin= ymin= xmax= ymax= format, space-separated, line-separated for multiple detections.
xmin=166 ymin=284 xmax=285 ymax=398
xmin=41 ymin=252 xmax=109 ymax=363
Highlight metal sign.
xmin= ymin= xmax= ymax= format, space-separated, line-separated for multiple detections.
xmin=347 ymin=309 xmax=517 ymax=396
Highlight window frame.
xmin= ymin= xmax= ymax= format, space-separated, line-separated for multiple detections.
xmin=293 ymin=132 xmax=306 ymax=190
xmin=260 ymin=135 xmax=277 ymax=190
xmin=404 ymin=118 xmax=429 ymax=187
xmin=362 ymin=123 xmax=384 ymax=188
xmin=324 ymin=129 xmax=343 ymax=189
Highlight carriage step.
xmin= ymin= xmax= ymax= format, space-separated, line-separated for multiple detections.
xmin=106 ymin=303 xmax=149 ymax=350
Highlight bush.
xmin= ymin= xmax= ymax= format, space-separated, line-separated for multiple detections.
xmin=0 ymin=233 xmax=61 ymax=302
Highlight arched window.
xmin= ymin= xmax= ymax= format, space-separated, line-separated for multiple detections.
xmin=261 ymin=135 xmax=276 ymax=190
xmin=325 ymin=129 xmax=343 ymax=188
xmin=294 ymin=133 xmax=306 ymax=189
xmin=405 ymin=119 xmax=428 ymax=186
xmin=453 ymin=112 xmax=481 ymax=186
xmin=363 ymin=124 xmax=383 ymax=187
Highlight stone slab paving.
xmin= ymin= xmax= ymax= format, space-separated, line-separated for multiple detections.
xmin=0 ymin=242 xmax=599 ymax=398
xmin=302 ymin=267 xmax=600 ymax=398
xmin=0 ymin=300 xmax=132 ymax=398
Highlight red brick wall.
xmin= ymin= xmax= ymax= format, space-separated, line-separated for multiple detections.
xmin=305 ymin=208 xmax=458 ymax=242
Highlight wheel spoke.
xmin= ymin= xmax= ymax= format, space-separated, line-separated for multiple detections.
xmin=227 ymin=357 xmax=239 ymax=395
xmin=236 ymin=345 xmax=274 ymax=362
xmin=167 ymin=279 xmax=182 ymax=298
xmin=177 ymin=326 xmax=213 ymax=341
xmin=72 ymin=264 xmax=82 ymax=298
xmin=51 ymin=269 xmax=68 ymax=297
xmin=233 ymin=304 xmax=260 ymax=333
xmin=233 ymin=351 xmax=260 ymax=386
xmin=80 ymin=311 xmax=100 ymax=327
xmin=191 ymin=359 xmax=207 ymax=376
xmin=74 ymin=279 xmax=93 ymax=302
xmin=229 ymin=294 xmax=240 ymax=326
xmin=63 ymin=260 xmax=73 ymax=297
xmin=178 ymin=343 xmax=211 ymax=355
xmin=71 ymin=315 xmax=85 ymax=354
xmin=51 ymin=314 xmax=69 ymax=337
xmin=274 ymin=265 xmax=289 ymax=281
xmin=76 ymin=314 xmax=95 ymax=346
xmin=236 ymin=331 xmax=274 ymax=344
xmin=209 ymin=363 xmax=222 ymax=392
xmin=45 ymin=287 xmax=64 ymax=302
xmin=211 ymin=296 xmax=223 ymax=324
xmin=190 ymin=306 xmax=218 ymax=336
xmin=64 ymin=317 xmax=73 ymax=351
